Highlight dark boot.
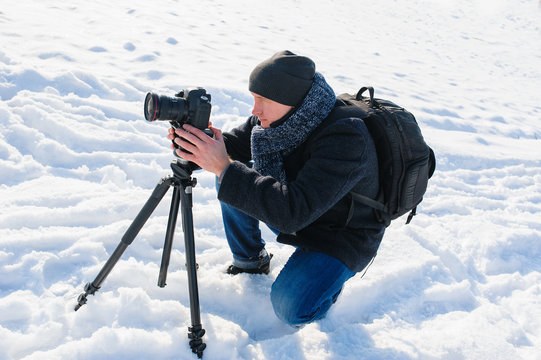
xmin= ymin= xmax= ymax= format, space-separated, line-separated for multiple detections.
xmin=227 ymin=254 xmax=273 ymax=275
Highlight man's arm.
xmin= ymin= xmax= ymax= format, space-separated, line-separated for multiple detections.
xmin=217 ymin=117 xmax=377 ymax=234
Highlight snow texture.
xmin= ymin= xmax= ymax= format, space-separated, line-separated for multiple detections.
xmin=1 ymin=0 xmax=540 ymax=359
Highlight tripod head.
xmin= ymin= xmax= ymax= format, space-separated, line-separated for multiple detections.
xmin=171 ymin=158 xmax=199 ymax=181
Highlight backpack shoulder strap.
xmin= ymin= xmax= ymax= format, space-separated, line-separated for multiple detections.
xmin=330 ymin=95 xmax=388 ymax=225
xmin=350 ymin=191 xmax=387 ymax=212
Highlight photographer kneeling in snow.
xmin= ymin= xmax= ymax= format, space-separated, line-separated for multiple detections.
xmin=167 ymin=50 xmax=385 ymax=326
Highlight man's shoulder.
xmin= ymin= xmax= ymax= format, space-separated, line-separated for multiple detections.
xmin=305 ymin=107 xmax=375 ymax=157
xmin=315 ymin=107 xmax=370 ymax=137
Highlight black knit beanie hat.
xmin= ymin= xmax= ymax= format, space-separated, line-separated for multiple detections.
xmin=249 ymin=50 xmax=315 ymax=106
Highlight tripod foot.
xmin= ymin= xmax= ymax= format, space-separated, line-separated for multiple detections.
xmin=74 ymin=282 xmax=100 ymax=311
xmin=188 ymin=325 xmax=206 ymax=358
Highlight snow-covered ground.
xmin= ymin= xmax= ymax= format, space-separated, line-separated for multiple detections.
xmin=1 ymin=1 xmax=540 ymax=359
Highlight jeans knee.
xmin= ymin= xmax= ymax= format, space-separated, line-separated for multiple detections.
xmin=270 ymin=286 xmax=300 ymax=325
xmin=269 ymin=249 xmax=355 ymax=326
xmin=270 ymin=284 xmax=320 ymax=326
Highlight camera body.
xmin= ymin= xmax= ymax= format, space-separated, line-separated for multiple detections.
xmin=144 ymin=88 xmax=212 ymax=130
xmin=144 ymin=88 xmax=213 ymax=172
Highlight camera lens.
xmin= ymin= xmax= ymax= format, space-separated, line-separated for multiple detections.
xmin=144 ymin=93 xmax=159 ymax=121
xmin=144 ymin=92 xmax=188 ymax=123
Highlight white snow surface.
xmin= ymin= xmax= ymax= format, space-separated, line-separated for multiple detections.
xmin=1 ymin=1 xmax=540 ymax=359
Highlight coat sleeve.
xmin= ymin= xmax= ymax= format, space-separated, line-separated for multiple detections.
xmin=217 ymin=117 xmax=377 ymax=234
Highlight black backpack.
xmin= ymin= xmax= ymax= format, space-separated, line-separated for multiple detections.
xmin=330 ymin=86 xmax=436 ymax=226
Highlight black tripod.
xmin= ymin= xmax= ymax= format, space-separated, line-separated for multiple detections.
xmin=74 ymin=160 xmax=206 ymax=358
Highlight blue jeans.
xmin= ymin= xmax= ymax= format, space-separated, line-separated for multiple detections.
xmin=219 ymin=195 xmax=271 ymax=268
xmin=218 ymin=185 xmax=356 ymax=326
xmin=271 ymin=247 xmax=355 ymax=325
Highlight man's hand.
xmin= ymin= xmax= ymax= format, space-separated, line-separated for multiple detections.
xmin=168 ymin=124 xmax=231 ymax=177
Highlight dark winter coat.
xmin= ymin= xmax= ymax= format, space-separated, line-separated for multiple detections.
xmin=219 ymin=99 xmax=385 ymax=273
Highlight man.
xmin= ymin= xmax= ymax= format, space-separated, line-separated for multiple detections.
xmin=167 ymin=50 xmax=385 ymax=326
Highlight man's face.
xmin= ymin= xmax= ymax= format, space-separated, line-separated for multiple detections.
xmin=251 ymin=93 xmax=294 ymax=128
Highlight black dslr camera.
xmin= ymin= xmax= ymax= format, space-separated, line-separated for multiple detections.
xmin=144 ymin=88 xmax=213 ymax=169
xmin=144 ymin=88 xmax=211 ymax=130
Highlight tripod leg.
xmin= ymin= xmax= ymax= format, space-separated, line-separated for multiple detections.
xmin=181 ymin=183 xmax=206 ymax=357
xmin=158 ymin=184 xmax=181 ymax=287
xmin=75 ymin=177 xmax=173 ymax=311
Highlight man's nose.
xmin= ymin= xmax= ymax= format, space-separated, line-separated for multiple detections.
xmin=252 ymin=105 xmax=262 ymax=116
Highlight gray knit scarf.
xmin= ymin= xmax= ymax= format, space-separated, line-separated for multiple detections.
xmin=251 ymin=72 xmax=336 ymax=184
